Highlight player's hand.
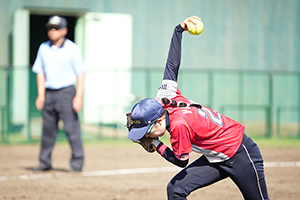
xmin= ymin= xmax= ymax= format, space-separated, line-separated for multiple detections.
xmin=73 ymin=95 xmax=83 ymax=113
xmin=35 ymin=95 xmax=45 ymax=111
xmin=180 ymin=15 xmax=201 ymax=31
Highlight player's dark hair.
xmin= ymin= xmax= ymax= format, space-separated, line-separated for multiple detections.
xmin=161 ymin=109 xmax=168 ymax=117
xmin=161 ymin=97 xmax=202 ymax=109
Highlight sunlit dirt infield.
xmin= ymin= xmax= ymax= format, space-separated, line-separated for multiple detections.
xmin=0 ymin=141 xmax=299 ymax=200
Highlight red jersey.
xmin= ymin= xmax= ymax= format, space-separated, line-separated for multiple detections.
xmin=156 ymin=80 xmax=245 ymax=163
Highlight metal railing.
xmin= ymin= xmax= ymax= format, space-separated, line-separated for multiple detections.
xmin=1 ymin=66 xmax=300 ymax=143
xmin=276 ymin=106 xmax=300 ymax=138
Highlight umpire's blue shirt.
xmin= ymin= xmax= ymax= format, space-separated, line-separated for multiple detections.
xmin=32 ymin=39 xmax=86 ymax=89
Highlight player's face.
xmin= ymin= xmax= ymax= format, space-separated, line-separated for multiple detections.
xmin=145 ymin=117 xmax=166 ymax=138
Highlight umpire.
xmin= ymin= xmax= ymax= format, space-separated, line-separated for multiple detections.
xmin=32 ymin=15 xmax=85 ymax=172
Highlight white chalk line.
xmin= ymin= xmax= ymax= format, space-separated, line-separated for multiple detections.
xmin=82 ymin=166 xmax=181 ymax=177
xmin=1 ymin=161 xmax=299 ymax=182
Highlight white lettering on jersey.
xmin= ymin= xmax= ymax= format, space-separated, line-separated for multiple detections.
xmin=196 ymin=107 xmax=223 ymax=127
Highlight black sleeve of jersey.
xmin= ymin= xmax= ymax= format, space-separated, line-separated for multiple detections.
xmin=162 ymin=147 xmax=189 ymax=168
xmin=163 ymin=24 xmax=184 ymax=82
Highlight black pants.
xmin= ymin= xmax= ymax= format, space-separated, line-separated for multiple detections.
xmin=167 ymin=133 xmax=269 ymax=200
xmin=38 ymin=86 xmax=84 ymax=170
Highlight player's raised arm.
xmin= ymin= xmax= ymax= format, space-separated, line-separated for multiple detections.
xmin=163 ymin=16 xmax=201 ymax=82
xmin=162 ymin=24 xmax=184 ymax=82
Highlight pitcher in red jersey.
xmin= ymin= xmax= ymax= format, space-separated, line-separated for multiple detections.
xmin=128 ymin=16 xmax=269 ymax=200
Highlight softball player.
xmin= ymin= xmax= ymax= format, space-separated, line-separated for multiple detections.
xmin=127 ymin=16 xmax=269 ymax=200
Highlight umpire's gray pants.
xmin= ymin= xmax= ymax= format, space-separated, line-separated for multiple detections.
xmin=39 ymin=86 xmax=84 ymax=170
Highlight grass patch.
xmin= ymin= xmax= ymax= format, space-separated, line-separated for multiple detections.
xmin=82 ymin=135 xmax=300 ymax=148
xmin=251 ymin=136 xmax=300 ymax=148
xmin=1 ymin=133 xmax=299 ymax=148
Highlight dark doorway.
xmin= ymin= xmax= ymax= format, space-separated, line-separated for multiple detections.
xmin=29 ymin=14 xmax=77 ymax=118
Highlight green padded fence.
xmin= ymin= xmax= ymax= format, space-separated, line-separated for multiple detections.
xmin=1 ymin=67 xmax=300 ymax=144
xmin=276 ymin=106 xmax=300 ymax=139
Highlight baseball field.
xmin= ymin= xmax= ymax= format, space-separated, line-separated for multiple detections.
xmin=0 ymin=137 xmax=299 ymax=200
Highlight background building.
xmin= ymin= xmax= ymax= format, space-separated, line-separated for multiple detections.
xmin=0 ymin=0 xmax=299 ymax=142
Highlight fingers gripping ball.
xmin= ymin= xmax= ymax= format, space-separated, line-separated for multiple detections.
xmin=188 ymin=17 xmax=204 ymax=35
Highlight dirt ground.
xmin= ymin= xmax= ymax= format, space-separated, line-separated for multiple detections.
xmin=0 ymin=142 xmax=299 ymax=200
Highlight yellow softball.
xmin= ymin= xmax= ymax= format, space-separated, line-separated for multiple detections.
xmin=187 ymin=18 xmax=204 ymax=35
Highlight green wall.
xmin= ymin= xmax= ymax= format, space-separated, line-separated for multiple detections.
xmin=0 ymin=0 xmax=299 ymax=139
xmin=0 ymin=0 xmax=299 ymax=70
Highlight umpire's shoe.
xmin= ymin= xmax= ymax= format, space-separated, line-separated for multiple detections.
xmin=32 ymin=166 xmax=52 ymax=172
xmin=70 ymin=167 xmax=82 ymax=172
